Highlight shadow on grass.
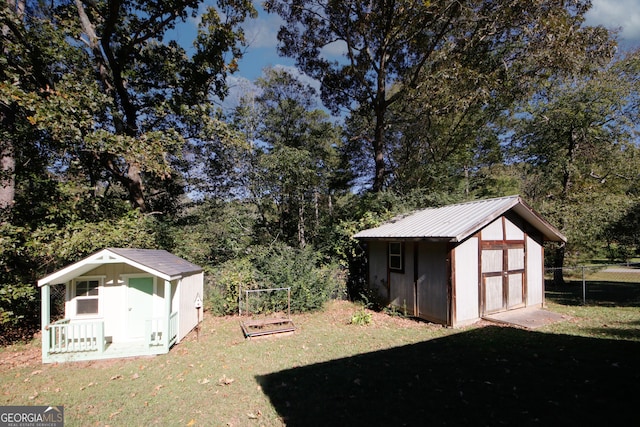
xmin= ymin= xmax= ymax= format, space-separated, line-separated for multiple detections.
xmin=257 ymin=327 xmax=640 ymax=426
xmin=546 ymin=280 xmax=640 ymax=307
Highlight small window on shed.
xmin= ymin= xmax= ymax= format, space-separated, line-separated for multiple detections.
xmin=389 ymin=242 xmax=404 ymax=272
xmin=75 ymin=279 xmax=100 ymax=315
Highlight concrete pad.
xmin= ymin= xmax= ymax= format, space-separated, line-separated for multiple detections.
xmin=483 ymin=307 xmax=569 ymax=329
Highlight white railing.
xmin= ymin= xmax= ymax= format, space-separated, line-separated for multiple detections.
xmin=47 ymin=319 xmax=105 ymax=353
xmin=169 ymin=311 xmax=178 ymax=346
xmin=146 ymin=312 xmax=178 ymax=347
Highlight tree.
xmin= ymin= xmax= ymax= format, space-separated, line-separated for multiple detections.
xmin=266 ymin=0 xmax=615 ymax=192
xmin=232 ymin=68 xmax=343 ymax=248
xmin=0 ymin=0 xmax=256 ymax=341
xmin=508 ymin=50 xmax=640 ymax=273
xmin=3 ymin=0 xmax=255 ymax=214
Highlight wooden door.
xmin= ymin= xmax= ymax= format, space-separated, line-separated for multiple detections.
xmin=480 ymin=217 xmax=526 ymax=315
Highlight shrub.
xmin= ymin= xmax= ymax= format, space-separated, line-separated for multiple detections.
xmin=350 ymin=305 xmax=372 ymax=326
xmin=206 ymin=243 xmax=345 ymax=316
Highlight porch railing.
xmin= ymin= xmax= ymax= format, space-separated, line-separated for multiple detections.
xmin=169 ymin=311 xmax=178 ymax=346
xmin=47 ymin=319 xmax=105 ymax=354
xmin=146 ymin=312 xmax=178 ymax=347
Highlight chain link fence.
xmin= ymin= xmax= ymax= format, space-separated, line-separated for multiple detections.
xmin=545 ymin=263 xmax=640 ymax=306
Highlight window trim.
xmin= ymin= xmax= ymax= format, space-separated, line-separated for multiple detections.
xmin=388 ymin=242 xmax=404 ymax=273
xmin=72 ymin=276 xmax=104 ymax=318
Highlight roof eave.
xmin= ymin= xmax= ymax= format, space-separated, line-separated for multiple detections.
xmin=37 ymin=249 xmax=174 ymax=286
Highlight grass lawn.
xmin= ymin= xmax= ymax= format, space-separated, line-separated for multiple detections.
xmin=1 ymin=296 xmax=640 ymax=426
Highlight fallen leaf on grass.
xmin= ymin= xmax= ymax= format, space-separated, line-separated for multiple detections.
xmin=28 ymin=391 xmax=38 ymax=400
xmin=198 ymin=378 xmax=210 ymax=385
xmin=247 ymin=409 xmax=262 ymax=419
xmin=131 ymin=373 xmax=139 ymax=380
xmin=80 ymin=382 xmax=95 ymax=390
xmin=186 ymin=419 xmax=196 ymax=426
xmin=31 ymin=370 xmax=42 ymax=376
xmin=110 ymin=375 xmax=123 ymax=380
xmin=154 ymin=384 xmax=164 ymax=391
xmin=109 ymin=410 xmax=122 ymax=419
xmin=218 ymin=375 xmax=234 ymax=386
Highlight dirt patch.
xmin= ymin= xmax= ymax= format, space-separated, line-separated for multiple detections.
xmin=0 ymin=344 xmax=40 ymax=370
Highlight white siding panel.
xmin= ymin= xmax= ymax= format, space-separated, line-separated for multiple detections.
xmin=482 ymin=250 xmax=503 ymax=273
xmin=527 ymin=236 xmax=544 ymax=306
xmin=454 ymin=237 xmax=479 ymax=324
xmin=481 ymin=219 xmax=503 ymax=240
xmin=508 ymin=248 xmax=525 ymax=270
xmin=508 ymin=273 xmax=523 ymax=307
xmin=485 ymin=276 xmax=503 ymax=312
xmin=505 ymin=217 xmax=524 ymax=240
xmin=177 ymin=272 xmax=203 ymax=342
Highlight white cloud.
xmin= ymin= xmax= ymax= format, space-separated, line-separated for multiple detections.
xmin=242 ymin=5 xmax=285 ymax=49
xmin=585 ymin=0 xmax=640 ymax=49
xmin=321 ymin=39 xmax=348 ymax=57
xmin=271 ymin=64 xmax=322 ymax=92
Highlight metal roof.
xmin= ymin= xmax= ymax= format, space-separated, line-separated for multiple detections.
xmin=38 ymin=248 xmax=203 ymax=286
xmin=353 ymin=195 xmax=566 ymax=243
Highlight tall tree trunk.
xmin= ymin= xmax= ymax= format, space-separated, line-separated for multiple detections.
xmin=0 ymin=0 xmax=24 ymax=213
xmin=298 ymin=193 xmax=306 ymax=248
xmin=126 ymin=163 xmax=146 ymax=212
xmin=0 ymin=130 xmax=15 ymax=212
xmin=74 ymin=0 xmax=147 ymax=211
xmin=372 ymin=98 xmax=386 ymax=192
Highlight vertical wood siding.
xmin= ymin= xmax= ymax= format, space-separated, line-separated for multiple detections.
xmin=416 ymin=242 xmax=448 ymax=324
xmin=454 ymin=237 xmax=479 ymax=325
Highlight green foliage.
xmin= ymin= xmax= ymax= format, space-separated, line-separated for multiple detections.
xmin=0 ymin=283 xmax=37 ymax=345
xmin=207 ymin=243 xmax=344 ymax=315
xmin=232 ymin=67 xmax=345 ymax=249
xmin=350 ymin=305 xmax=372 ymax=326
xmin=206 ymin=259 xmax=255 ymax=316
xmin=267 ymin=0 xmax=615 ymax=192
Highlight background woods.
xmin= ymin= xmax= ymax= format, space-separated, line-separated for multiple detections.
xmin=1 ymin=0 xmax=640 ymax=342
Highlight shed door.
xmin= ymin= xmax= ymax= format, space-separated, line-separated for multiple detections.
xmin=127 ymin=277 xmax=154 ymax=339
xmin=480 ymin=216 xmax=526 ymax=315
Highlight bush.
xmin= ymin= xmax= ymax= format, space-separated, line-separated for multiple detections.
xmin=205 ymin=259 xmax=255 ymax=315
xmin=205 ymin=243 xmax=345 ymax=316
xmin=0 ymin=283 xmax=37 ymax=345
xmin=350 ymin=305 xmax=372 ymax=326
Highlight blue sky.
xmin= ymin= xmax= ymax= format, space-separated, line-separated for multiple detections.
xmin=233 ymin=0 xmax=640 ymax=77
xmin=170 ymin=0 xmax=640 ymax=110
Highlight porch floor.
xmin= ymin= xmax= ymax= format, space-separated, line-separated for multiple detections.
xmin=44 ymin=340 xmax=170 ymax=364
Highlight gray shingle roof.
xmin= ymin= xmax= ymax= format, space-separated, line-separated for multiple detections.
xmin=38 ymin=248 xmax=203 ymax=286
xmin=107 ymin=248 xmax=202 ymax=278
xmin=353 ymin=195 xmax=566 ymax=242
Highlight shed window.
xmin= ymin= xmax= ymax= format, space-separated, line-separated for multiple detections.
xmin=75 ymin=279 xmax=99 ymax=315
xmin=389 ymin=242 xmax=404 ymax=272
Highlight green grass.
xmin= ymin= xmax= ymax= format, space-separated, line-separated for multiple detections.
xmin=1 ymin=295 xmax=640 ymax=426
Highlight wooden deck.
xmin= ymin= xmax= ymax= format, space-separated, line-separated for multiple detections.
xmin=240 ymin=317 xmax=296 ymax=339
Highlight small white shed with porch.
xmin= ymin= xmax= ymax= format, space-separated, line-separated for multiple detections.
xmin=38 ymin=248 xmax=204 ymax=363
xmin=353 ymin=196 xmax=566 ymax=327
